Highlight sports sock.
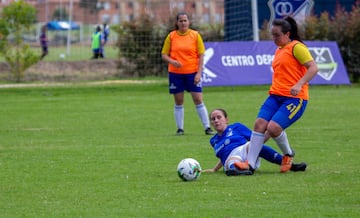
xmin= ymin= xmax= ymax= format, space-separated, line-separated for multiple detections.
xmin=259 ymin=145 xmax=282 ymax=165
xmin=248 ymin=131 xmax=265 ymax=168
xmin=195 ymin=103 xmax=210 ymax=129
xmin=174 ymin=105 xmax=184 ymax=130
xmin=273 ymin=131 xmax=294 ymax=156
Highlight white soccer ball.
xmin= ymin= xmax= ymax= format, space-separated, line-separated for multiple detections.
xmin=177 ymin=158 xmax=202 ymax=181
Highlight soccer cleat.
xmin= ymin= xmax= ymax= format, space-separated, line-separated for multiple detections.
xmin=176 ymin=129 xmax=184 ymax=135
xmin=226 ymin=168 xmax=254 ymax=176
xmin=234 ymin=160 xmax=250 ymax=170
xmin=205 ymin=127 xmax=215 ymax=135
xmin=290 ymin=162 xmax=307 ymax=172
xmin=280 ymin=154 xmax=294 ymax=173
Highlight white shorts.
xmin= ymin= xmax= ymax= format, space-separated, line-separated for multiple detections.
xmin=224 ymin=142 xmax=261 ymax=171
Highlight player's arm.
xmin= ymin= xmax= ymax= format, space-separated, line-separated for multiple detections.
xmin=296 ymin=60 xmax=318 ymax=87
xmin=161 ymin=34 xmax=182 ymax=68
xmin=194 ymin=53 xmax=204 ymax=84
xmin=291 ymin=44 xmax=319 ymax=95
xmin=194 ymin=34 xmax=205 ymax=84
xmin=202 ymin=160 xmax=222 ymax=173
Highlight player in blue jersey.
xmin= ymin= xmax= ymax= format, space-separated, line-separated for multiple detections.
xmin=202 ymin=108 xmax=307 ymax=176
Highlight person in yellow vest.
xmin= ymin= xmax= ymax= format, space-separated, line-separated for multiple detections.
xmin=161 ymin=12 xmax=214 ymax=136
xmin=237 ymin=16 xmax=319 ymax=175
xmin=91 ymin=25 xmax=104 ymax=59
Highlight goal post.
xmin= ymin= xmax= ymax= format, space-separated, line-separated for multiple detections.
xmin=224 ymin=0 xmax=259 ymax=41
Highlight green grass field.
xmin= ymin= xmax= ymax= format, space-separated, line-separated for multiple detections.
xmin=36 ymin=44 xmax=119 ymax=61
xmin=0 ymin=82 xmax=359 ymax=217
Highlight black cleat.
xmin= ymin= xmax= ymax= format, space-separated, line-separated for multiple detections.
xmin=290 ymin=162 xmax=307 ymax=172
xmin=225 ymin=167 xmax=254 ymax=176
xmin=176 ymin=129 xmax=184 ymax=135
xmin=205 ymin=127 xmax=215 ymax=135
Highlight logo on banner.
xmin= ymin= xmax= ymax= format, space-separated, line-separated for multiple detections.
xmin=268 ymin=0 xmax=314 ymax=25
xmin=309 ymin=47 xmax=338 ymax=81
xmin=202 ymin=48 xmax=217 ymax=82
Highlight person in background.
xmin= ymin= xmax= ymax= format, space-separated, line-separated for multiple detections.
xmin=161 ymin=12 xmax=214 ymax=136
xmin=238 ymin=16 xmax=318 ymax=175
xmin=40 ymin=25 xmax=48 ymax=60
xmin=101 ymin=23 xmax=110 ymax=57
xmin=103 ymin=23 xmax=110 ymax=45
xmin=202 ymin=109 xmax=307 ymax=176
xmin=91 ymin=25 xmax=104 ymax=59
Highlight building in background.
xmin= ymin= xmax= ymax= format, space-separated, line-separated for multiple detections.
xmin=0 ymin=0 xmax=224 ymax=26
xmin=0 ymin=0 xmax=357 ymax=39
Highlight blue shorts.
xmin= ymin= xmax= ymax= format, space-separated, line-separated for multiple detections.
xmin=168 ymin=72 xmax=202 ymax=94
xmin=257 ymin=95 xmax=308 ymax=129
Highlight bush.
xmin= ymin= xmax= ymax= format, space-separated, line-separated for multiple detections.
xmin=114 ymin=14 xmax=167 ymax=77
xmin=0 ymin=0 xmax=39 ymax=82
xmin=303 ymin=2 xmax=360 ymax=82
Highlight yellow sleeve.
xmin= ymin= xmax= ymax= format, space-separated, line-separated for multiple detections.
xmin=293 ymin=43 xmax=313 ymax=64
xmin=161 ymin=34 xmax=171 ymax=54
xmin=197 ymin=34 xmax=205 ymax=55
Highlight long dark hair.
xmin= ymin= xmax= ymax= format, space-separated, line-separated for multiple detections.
xmin=272 ymin=16 xmax=303 ymax=43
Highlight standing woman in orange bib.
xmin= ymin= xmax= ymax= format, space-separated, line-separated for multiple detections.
xmin=161 ymin=12 xmax=214 ymax=136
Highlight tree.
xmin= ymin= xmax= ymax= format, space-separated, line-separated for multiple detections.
xmin=0 ymin=0 xmax=39 ymax=82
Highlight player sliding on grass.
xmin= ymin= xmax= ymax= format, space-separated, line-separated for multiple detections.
xmin=202 ymin=109 xmax=307 ymax=176
xmin=236 ymin=16 xmax=319 ymax=175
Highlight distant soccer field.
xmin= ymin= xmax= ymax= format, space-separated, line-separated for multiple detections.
xmin=0 ymin=83 xmax=359 ymax=217
xmin=37 ymin=44 xmax=119 ymax=61
xmin=0 ymin=44 xmax=118 ymax=62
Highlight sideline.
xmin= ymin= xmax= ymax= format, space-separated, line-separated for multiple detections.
xmin=0 ymin=80 xmax=166 ymax=89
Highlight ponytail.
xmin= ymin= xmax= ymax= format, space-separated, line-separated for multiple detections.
xmin=272 ymin=16 xmax=303 ymax=43
xmin=285 ymin=16 xmax=302 ymax=43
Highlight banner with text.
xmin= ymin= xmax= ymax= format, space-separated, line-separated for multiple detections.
xmin=202 ymin=41 xmax=350 ymax=86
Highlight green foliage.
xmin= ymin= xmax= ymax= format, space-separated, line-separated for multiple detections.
xmin=303 ymin=12 xmax=332 ymax=40
xmin=199 ymin=23 xmax=224 ymax=42
xmin=303 ymin=2 xmax=360 ymax=83
xmin=0 ymin=83 xmax=359 ymax=217
xmin=114 ymin=14 xmax=168 ymax=77
xmin=0 ymin=0 xmax=39 ymax=82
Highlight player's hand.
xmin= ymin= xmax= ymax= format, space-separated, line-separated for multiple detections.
xmin=194 ymin=73 xmax=201 ymax=84
xmin=171 ymin=60 xmax=182 ymax=68
xmin=290 ymin=84 xmax=302 ymax=96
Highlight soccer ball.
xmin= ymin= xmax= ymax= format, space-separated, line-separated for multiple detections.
xmin=177 ymin=158 xmax=202 ymax=181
